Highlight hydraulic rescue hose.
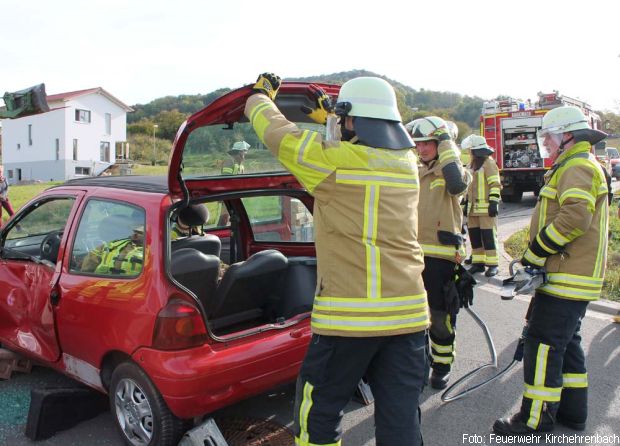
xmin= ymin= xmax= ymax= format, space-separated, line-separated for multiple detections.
xmin=440 ymin=294 xmax=535 ymax=403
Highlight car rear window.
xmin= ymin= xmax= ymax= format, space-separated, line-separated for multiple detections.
xmin=181 ymin=121 xmax=325 ymax=179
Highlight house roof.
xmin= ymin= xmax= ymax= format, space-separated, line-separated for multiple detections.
xmin=47 ymin=87 xmax=134 ymax=112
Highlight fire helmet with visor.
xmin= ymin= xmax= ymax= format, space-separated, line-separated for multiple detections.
xmin=461 ymin=134 xmax=494 ymax=157
xmin=334 ymin=77 xmax=413 ymax=150
xmin=536 ymin=106 xmax=607 ymax=158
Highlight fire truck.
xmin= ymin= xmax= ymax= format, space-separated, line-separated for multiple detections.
xmin=480 ymin=91 xmax=603 ymax=202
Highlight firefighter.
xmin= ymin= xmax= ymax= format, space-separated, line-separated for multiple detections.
xmin=493 ymin=106 xmax=608 ymax=435
xmin=245 ymin=73 xmax=427 ymax=446
xmin=171 ymin=204 xmax=208 ymax=240
xmin=221 ymin=140 xmax=250 ymax=175
xmin=407 ymin=116 xmax=471 ymax=389
xmin=81 ymin=224 xmax=144 ymax=275
xmin=462 ymin=135 xmax=501 ymax=277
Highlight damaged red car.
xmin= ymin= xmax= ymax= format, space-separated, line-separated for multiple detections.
xmin=0 ymin=82 xmax=339 ymax=446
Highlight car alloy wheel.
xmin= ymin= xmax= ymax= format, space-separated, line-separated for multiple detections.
xmin=109 ymin=362 xmax=189 ymax=446
xmin=114 ymin=377 xmax=154 ymax=445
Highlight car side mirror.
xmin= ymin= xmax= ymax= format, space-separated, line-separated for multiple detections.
xmin=0 ymin=84 xmax=50 ymax=119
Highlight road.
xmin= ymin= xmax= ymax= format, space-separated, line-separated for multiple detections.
xmin=1 ymin=192 xmax=618 ymax=446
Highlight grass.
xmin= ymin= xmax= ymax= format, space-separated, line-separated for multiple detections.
xmin=504 ymin=207 xmax=620 ymax=302
xmin=1 ymin=182 xmax=63 ymax=224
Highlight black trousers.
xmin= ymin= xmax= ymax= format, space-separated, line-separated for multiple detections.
xmin=422 ymin=257 xmax=458 ymax=372
xmin=293 ymin=332 xmax=427 ymax=446
xmin=519 ymin=292 xmax=589 ymax=429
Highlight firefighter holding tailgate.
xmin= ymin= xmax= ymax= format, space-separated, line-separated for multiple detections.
xmin=493 ymin=106 xmax=608 ymax=435
xmin=245 ymin=73 xmax=427 ymax=445
xmin=462 ymin=135 xmax=501 ymax=277
xmin=407 ymin=116 xmax=472 ymax=390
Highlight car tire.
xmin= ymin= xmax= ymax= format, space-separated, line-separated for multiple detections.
xmin=109 ymin=362 xmax=189 ymax=446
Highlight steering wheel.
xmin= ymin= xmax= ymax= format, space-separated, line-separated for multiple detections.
xmin=40 ymin=230 xmax=64 ymax=263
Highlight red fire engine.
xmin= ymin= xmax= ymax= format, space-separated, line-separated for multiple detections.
xmin=480 ymin=91 xmax=602 ymax=202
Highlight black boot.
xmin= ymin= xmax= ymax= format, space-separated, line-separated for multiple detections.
xmin=468 ymin=263 xmax=485 ymax=274
xmin=485 ymin=266 xmax=498 ymax=277
xmin=493 ymin=410 xmax=555 ymax=435
xmin=556 ymin=412 xmax=586 ymax=431
xmin=429 ymin=369 xmax=450 ymax=390
xmin=464 ymin=256 xmax=473 ymax=265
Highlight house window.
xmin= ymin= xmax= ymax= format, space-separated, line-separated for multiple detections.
xmin=75 ymin=167 xmax=91 ymax=175
xmin=17 ymin=143 xmax=20 ymax=150
xmin=8 ymin=170 xmax=13 ymax=179
xmin=55 ymin=139 xmax=60 ymax=160
xmin=75 ymin=109 xmax=91 ymax=123
xmin=100 ymin=141 xmax=110 ymax=162
xmin=105 ymin=113 xmax=111 ymax=135
xmin=73 ymin=139 xmax=78 ymax=160
xmin=16 ymin=168 xmax=22 ymax=181
xmin=28 ymin=124 xmax=33 ymax=146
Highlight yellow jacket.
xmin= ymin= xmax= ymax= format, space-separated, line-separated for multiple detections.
xmin=524 ymin=142 xmax=608 ymax=301
xmin=418 ymin=141 xmax=471 ymax=262
xmin=467 ymin=157 xmax=501 ymax=216
xmin=245 ymin=94 xmax=428 ymax=337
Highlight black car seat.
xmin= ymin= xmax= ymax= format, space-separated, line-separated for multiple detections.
xmin=209 ymin=250 xmax=288 ymax=330
xmin=171 ymin=234 xmax=221 ymax=257
xmin=171 ymin=248 xmax=220 ymax=310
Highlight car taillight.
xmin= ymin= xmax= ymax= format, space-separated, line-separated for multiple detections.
xmin=152 ymin=298 xmax=208 ymax=350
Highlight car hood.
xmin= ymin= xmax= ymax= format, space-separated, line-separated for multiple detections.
xmin=168 ymin=81 xmax=340 ymax=198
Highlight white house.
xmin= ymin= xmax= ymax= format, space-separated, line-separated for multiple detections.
xmin=0 ymin=87 xmax=133 ymax=183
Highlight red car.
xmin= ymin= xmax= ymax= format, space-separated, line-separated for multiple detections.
xmin=0 ymin=82 xmax=339 ymax=446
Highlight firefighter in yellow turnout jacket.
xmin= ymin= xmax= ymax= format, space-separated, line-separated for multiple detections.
xmin=494 ymin=106 xmax=608 ymax=435
xmin=246 ymin=74 xmax=428 ymax=446
xmin=462 ymin=135 xmax=501 ymax=277
xmin=407 ymin=116 xmax=471 ymax=389
xmin=221 ymin=141 xmax=249 ymax=175
xmin=81 ymin=225 xmax=144 ymax=275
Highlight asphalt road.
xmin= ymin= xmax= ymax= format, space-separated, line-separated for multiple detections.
xmin=1 ymin=192 xmax=619 ymax=446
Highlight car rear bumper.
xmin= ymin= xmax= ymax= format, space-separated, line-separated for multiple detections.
xmin=132 ymin=325 xmax=311 ymax=419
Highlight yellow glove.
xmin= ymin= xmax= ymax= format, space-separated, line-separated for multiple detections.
xmin=252 ymin=73 xmax=281 ymax=101
xmin=301 ymin=84 xmax=335 ymax=124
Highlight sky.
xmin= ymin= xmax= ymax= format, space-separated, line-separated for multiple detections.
xmin=1 ymin=0 xmax=619 ymax=112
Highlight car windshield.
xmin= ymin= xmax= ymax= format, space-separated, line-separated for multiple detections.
xmin=607 ymin=148 xmax=619 ymax=158
xmin=181 ymin=121 xmax=325 ymax=179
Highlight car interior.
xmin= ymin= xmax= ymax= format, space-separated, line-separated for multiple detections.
xmin=169 ymin=195 xmax=317 ymax=337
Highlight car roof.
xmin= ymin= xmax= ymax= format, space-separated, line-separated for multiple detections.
xmin=56 ymin=175 xmax=169 ymax=194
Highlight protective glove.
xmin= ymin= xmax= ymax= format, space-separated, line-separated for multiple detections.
xmin=430 ymin=125 xmax=452 ymax=141
xmin=301 ymin=84 xmax=335 ymax=125
xmin=488 ymin=201 xmax=498 ymax=217
xmin=252 ymin=73 xmax=281 ymax=101
xmin=455 ymin=264 xmax=477 ymax=308
xmin=461 ymin=198 xmax=469 ymax=217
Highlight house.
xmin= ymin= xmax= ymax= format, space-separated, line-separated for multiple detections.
xmin=0 ymin=87 xmax=133 ymax=183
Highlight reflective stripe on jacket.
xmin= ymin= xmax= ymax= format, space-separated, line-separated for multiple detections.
xmin=467 ymin=157 xmax=500 ymax=215
xmin=418 ymin=141 xmax=470 ymax=262
xmin=528 ymin=142 xmax=608 ymax=301
xmin=94 ymin=240 xmax=143 ymax=275
xmin=245 ymin=94 xmax=428 ymax=337
xmin=221 ymin=160 xmax=244 ymax=175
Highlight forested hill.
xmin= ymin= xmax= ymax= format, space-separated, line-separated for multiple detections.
xmin=128 ymin=69 xmax=485 ymax=134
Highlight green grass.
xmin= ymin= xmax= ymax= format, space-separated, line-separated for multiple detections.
xmin=1 ymin=182 xmax=63 ymax=223
xmin=504 ymin=208 xmax=620 ymax=302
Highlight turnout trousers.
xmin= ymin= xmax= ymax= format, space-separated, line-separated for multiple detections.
xmin=467 ymin=215 xmax=498 ymax=267
xmin=293 ymin=332 xmax=427 ymax=446
xmin=422 ymin=256 xmax=458 ymax=372
xmin=519 ymin=292 xmax=589 ymax=429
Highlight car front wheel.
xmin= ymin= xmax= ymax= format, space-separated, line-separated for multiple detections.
xmin=110 ymin=362 xmax=189 ymax=446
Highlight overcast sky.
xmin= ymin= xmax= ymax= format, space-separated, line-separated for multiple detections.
xmin=1 ymin=0 xmax=619 ymax=111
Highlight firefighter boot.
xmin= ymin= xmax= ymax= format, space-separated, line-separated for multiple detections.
xmin=493 ymin=404 xmax=556 ymax=436
xmin=485 ymin=266 xmax=499 ymax=277
xmin=429 ymin=367 xmax=450 ymax=390
xmin=468 ymin=264 xmax=485 ymax=274
xmin=557 ymin=387 xmax=587 ymax=431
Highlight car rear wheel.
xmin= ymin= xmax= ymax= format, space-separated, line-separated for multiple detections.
xmin=110 ymin=362 xmax=189 ymax=446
